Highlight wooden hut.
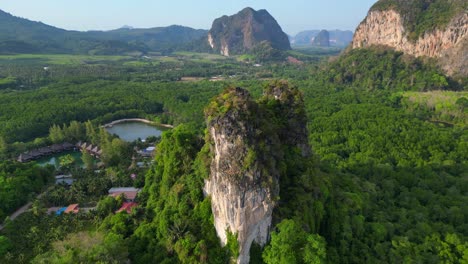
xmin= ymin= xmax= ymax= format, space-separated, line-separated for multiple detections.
xmin=62 ymin=142 xmax=74 ymax=150
xmin=17 ymin=153 xmax=33 ymax=163
xmin=38 ymin=147 xmax=53 ymax=155
xmin=51 ymin=144 xmax=64 ymax=153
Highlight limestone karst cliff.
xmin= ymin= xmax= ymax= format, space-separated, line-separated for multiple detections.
xmin=203 ymin=81 xmax=310 ymax=263
xmin=207 ymin=7 xmax=291 ymax=56
xmin=351 ymin=0 xmax=467 ymax=76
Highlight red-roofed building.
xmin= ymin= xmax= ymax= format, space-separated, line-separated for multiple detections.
xmin=108 ymin=187 xmax=140 ymax=202
xmin=116 ymin=202 xmax=138 ymax=214
xmin=64 ymin=204 xmax=79 ymax=214
xmin=110 ymin=191 xmax=139 ymax=201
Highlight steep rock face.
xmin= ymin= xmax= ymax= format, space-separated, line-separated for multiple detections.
xmin=204 ymin=88 xmax=279 ymax=264
xmin=204 ymin=83 xmax=310 ymax=263
xmin=352 ymin=9 xmax=468 ymax=76
xmin=207 ymin=7 xmax=291 ymax=56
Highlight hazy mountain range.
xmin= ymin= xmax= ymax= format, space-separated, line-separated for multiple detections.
xmin=290 ymin=29 xmax=354 ymax=47
xmin=0 ymin=9 xmax=207 ymax=55
xmin=0 ymin=8 xmax=353 ymax=55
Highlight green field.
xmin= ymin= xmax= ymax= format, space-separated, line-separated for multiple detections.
xmin=0 ymin=54 xmax=132 ymax=65
xmin=401 ymin=91 xmax=468 ymax=125
xmin=0 ymin=52 xmax=234 ymax=66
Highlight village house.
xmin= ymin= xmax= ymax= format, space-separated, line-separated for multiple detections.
xmin=116 ymin=202 xmax=138 ymax=214
xmin=64 ymin=204 xmax=79 ymax=214
xmin=108 ymin=187 xmax=141 ymax=202
xmin=77 ymin=141 xmax=102 ymax=158
xmin=17 ymin=142 xmax=75 ymax=163
xmin=55 ymin=174 xmax=74 ymax=186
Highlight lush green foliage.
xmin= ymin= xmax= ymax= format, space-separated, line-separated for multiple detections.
xmin=0 ymin=42 xmax=466 ymax=263
xmin=0 ymin=212 xmax=97 ymax=263
xmin=131 ymin=125 xmax=229 ymax=263
xmin=401 ymin=91 xmax=468 ymax=125
xmin=263 ymin=219 xmax=326 ymax=264
xmin=321 ymin=47 xmax=459 ymax=91
xmin=0 ymin=161 xmax=53 ymax=220
xmin=32 ymin=231 xmax=129 ymax=263
xmin=296 ymin=74 xmax=467 ymax=263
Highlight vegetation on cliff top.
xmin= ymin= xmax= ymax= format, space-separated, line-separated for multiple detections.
xmin=371 ymin=0 xmax=467 ymax=41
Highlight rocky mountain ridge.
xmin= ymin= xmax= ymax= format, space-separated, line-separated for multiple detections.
xmin=352 ymin=6 xmax=468 ymax=76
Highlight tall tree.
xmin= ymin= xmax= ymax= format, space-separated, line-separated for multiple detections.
xmin=49 ymin=124 xmax=64 ymax=143
xmin=81 ymin=150 xmax=94 ymax=170
xmin=0 ymin=136 xmax=7 ymax=157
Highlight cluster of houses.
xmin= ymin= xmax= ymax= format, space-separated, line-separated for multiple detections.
xmin=109 ymin=187 xmax=140 ymax=213
xmin=76 ymin=141 xmax=102 ymax=158
xmin=136 ymin=146 xmax=155 ymax=158
xmin=49 ymin=203 xmax=80 ymax=215
xmin=17 ymin=141 xmax=103 ymax=163
xmin=48 ymin=187 xmax=141 ymax=216
xmin=17 ymin=142 xmax=75 ymax=163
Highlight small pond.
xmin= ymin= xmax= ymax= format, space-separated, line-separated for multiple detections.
xmin=106 ymin=121 xmax=166 ymax=142
xmin=36 ymin=151 xmax=85 ymax=168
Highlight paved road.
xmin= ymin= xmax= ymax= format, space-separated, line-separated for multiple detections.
xmin=0 ymin=193 xmax=44 ymax=231
xmin=0 ymin=201 xmax=33 ymax=231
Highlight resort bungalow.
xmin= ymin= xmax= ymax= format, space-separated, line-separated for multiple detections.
xmin=62 ymin=142 xmax=74 ymax=150
xmin=64 ymin=204 xmax=79 ymax=214
xmin=137 ymin=146 xmax=156 ymax=157
xmin=29 ymin=149 xmax=43 ymax=159
xmin=38 ymin=147 xmax=53 ymax=156
xmin=55 ymin=174 xmax=74 ymax=186
xmin=17 ymin=153 xmax=33 ymax=163
xmin=108 ymin=187 xmax=141 ymax=202
xmin=55 ymin=207 xmax=68 ymax=215
xmin=78 ymin=142 xmax=102 ymax=158
xmin=116 ymin=202 xmax=138 ymax=214
xmin=16 ymin=142 xmax=76 ymax=163
xmin=50 ymin=144 xmax=65 ymax=153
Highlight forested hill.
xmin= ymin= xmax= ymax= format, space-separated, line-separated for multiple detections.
xmin=85 ymin=25 xmax=208 ymax=52
xmin=0 ymin=9 xmax=207 ymax=55
xmin=0 ymin=9 xmax=69 ymax=54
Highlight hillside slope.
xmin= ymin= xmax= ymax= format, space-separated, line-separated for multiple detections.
xmin=0 ymin=9 xmax=206 ymax=54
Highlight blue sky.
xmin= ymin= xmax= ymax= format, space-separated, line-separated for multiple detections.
xmin=0 ymin=0 xmax=378 ymax=35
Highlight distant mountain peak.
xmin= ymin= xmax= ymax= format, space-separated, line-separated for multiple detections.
xmin=207 ymin=7 xmax=290 ymax=56
xmin=290 ymin=29 xmax=353 ymax=47
xmin=119 ymin=25 xmax=134 ymax=30
xmin=312 ymin=30 xmax=330 ymax=47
